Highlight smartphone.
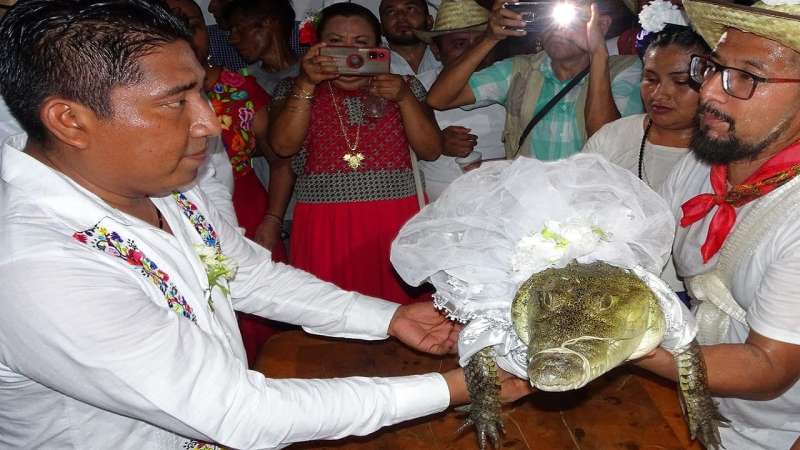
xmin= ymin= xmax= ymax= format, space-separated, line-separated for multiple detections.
xmin=320 ymin=46 xmax=391 ymax=76
xmin=502 ymin=2 xmax=551 ymax=32
xmin=503 ymin=1 xmax=589 ymax=32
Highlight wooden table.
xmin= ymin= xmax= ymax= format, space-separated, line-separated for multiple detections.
xmin=256 ymin=331 xmax=701 ymax=450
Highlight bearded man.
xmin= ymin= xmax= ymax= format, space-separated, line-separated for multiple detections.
xmin=380 ymin=0 xmax=442 ymax=74
xmin=636 ymin=1 xmax=800 ymax=448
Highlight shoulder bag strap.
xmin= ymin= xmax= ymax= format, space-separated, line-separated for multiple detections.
xmin=516 ymin=66 xmax=590 ymax=152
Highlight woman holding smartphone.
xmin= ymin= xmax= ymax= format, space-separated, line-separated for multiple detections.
xmin=268 ymin=2 xmax=442 ymax=305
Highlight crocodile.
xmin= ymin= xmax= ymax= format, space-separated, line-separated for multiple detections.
xmin=460 ymin=261 xmax=728 ymax=450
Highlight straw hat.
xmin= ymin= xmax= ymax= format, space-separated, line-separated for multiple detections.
xmin=414 ymin=0 xmax=488 ymax=43
xmin=684 ymin=0 xmax=800 ymax=54
xmin=0 ymin=0 xmax=15 ymax=17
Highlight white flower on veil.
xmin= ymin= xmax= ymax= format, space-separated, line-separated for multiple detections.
xmin=510 ymin=219 xmax=609 ymax=282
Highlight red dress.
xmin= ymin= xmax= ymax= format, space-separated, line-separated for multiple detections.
xmin=276 ymin=78 xmax=430 ymax=305
xmin=209 ymin=69 xmax=288 ymax=366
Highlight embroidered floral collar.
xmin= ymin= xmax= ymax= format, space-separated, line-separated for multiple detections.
xmin=73 ymin=192 xmax=236 ymax=323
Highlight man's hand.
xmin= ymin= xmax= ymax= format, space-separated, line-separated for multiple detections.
xmin=442 ymin=126 xmax=478 ymax=158
xmin=498 ymin=367 xmax=535 ymax=402
xmin=388 ymin=302 xmax=460 ymax=355
xmin=580 ymin=4 xmax=609 ymax=60
xmin=486 ymin=0 xmax=527 ymax=42
xmin=442 ymin=366 xmax=534 ymax=406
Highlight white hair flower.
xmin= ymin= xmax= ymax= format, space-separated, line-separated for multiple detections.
xmin=639 ymin=0 xmax=688 ymax=33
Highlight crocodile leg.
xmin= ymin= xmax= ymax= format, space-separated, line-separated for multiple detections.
xmin=459 ymin=347 xmax=504 ymax=450
xmin=673 ymin=339 xmax=730 ymax=450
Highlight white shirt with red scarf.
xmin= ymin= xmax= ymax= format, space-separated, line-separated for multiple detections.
xmin=660 ymin=152 xmax=800 ymax=449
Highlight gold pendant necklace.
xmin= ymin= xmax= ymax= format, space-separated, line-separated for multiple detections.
xmin=328 ymin=82 xmax=364 ymax=170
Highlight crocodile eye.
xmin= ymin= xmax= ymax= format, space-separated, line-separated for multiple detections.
xmin=536 ymin=292 xmax=552 ymax=310
xmin=598 ymin=295 xmax=614 ymax=310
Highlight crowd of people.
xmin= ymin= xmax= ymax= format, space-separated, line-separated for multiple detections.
xmin=0 ymin=0 xmax=799 ymax=448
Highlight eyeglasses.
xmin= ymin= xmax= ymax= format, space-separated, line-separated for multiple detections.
xmin=689 ymin=55 xmax=800 ymax=100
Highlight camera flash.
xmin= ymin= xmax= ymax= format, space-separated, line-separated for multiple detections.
xmin=551 ymin=2 xmax=577 ymax=27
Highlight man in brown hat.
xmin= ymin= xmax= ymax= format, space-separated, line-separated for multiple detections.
xmin=634 ymin=1 xmax=800 ymax=448
xmin=415 ymin=0 xmax=506 ymax=200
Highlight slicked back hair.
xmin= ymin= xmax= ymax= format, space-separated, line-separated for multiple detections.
xmin=0 ymin=0 xmax=191 ymax=143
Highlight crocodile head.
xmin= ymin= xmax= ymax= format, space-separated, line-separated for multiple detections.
xmin=511 ymin=261 xmax=658 ymax=391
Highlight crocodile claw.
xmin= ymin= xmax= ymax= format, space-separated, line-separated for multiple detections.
xmin=674 ymin=340 xmax=730 ymax=450
xmin=456 ymin=403 xmax=504 ymax=449
xmin=461 ymin=347 xmax=504 ymax=449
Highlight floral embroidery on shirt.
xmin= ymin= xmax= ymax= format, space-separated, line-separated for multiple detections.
xmin=172 ymin=192 xmax=236 ymax=312
xmin=72 ymin=226 xmax=198 ymax=323
xmin=72 ymin=192 xmax=232 ymax=322
xmin=173 ymin=191 xmax=220 ymax=248
xmin=183 ymin=439 xmax=225 ymax=450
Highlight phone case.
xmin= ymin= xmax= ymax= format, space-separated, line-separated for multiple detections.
xmin=320 ymin=46 xmax=391 ymax=76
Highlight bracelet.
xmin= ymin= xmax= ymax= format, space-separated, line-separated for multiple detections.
xmin=262 ymin=213 xmax=283 ymax=224
xmin=291 ymin=85 xmax=314 ymax=100
xmin=290 ymin=93 xmax=313 ymax=102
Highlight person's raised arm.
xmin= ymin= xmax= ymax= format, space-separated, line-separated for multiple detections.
xmin=583 ymin=4 xmax=621 ymax=137
xmin=426 ymin=0 xmax=525 ymax=110
xmin=268 ymin=43 xmax=338 ymax=157
xmin=371 ymin=74 xmax=442 ymax=161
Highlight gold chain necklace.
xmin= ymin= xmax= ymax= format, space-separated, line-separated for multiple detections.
xmin=328 ymin=82 xmax=364 ymax=170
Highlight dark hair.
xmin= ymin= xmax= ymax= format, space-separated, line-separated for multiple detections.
xmin=378 ymin=0 xmax=429 ymax=16
xmin=224 ymin=0 xmax=296 ymax=42
xmin=170 ymin=0 xmax=204 ymax=20
xmin=0 ymin=0 xmax=190 ymax=143
xmin=637 ymin=25 xmax=710 ymax=58
xmin=318 ymin=2 xmax=382 ymax=43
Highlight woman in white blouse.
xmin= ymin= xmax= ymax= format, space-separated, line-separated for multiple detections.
xmin=582 ymin=25 xmax=710 ymax=296
xmin=583 ymin=26 xmax=710 ymax=191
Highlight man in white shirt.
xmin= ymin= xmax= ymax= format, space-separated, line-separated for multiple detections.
xmin=1 ymin=77 xmax=237 ymax=230
xmin=635 ymin=1 xmax=800 ymax=448
xmin=0 ymin=1 xmax=530 ymax=448
xmin=380 ymin=0 xmax=442 ymax=75
xmin=415 ymin=0 xmax=505 ymax=200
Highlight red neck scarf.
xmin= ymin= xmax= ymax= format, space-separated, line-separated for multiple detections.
xmin=680 ymin=141 xmax=800 ymax=263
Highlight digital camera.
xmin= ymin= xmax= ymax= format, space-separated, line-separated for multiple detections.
xmin=320 ymin=46 xmax=391 ymax=76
